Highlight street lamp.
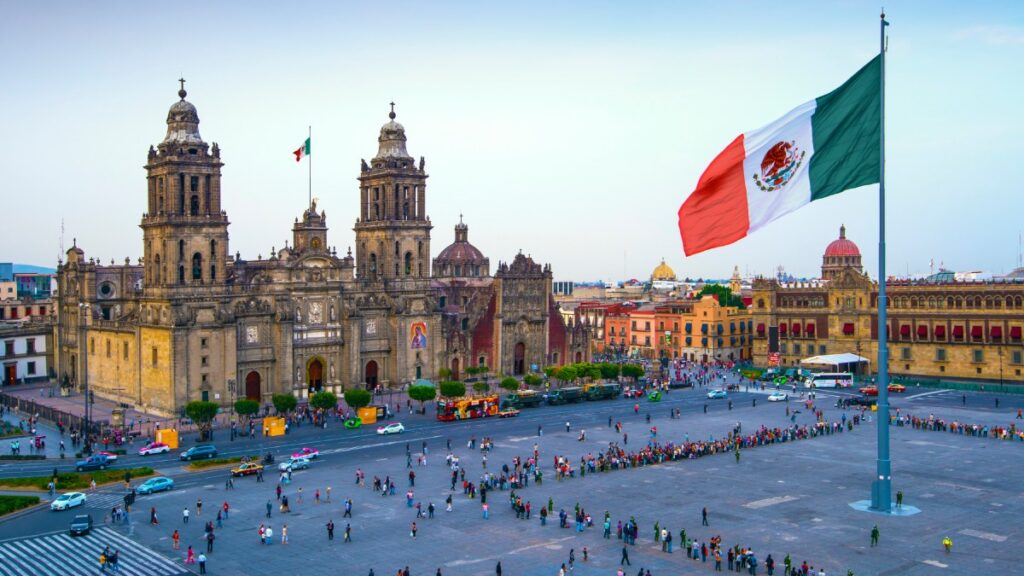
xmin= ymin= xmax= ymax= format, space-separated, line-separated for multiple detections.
xmin=78 ymin=302 xmax=92 ymax=455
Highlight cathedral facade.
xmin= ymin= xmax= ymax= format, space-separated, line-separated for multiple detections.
xmin=54 ymin=86 xmax=587 ymax=417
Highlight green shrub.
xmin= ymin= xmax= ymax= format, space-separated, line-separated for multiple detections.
xmin=0 ymin=467 xmax=154 ymax=491
xmin=188 ymin=455 xmax=257 ymax=470
xmin=0 ymin=495 xmax=40 ymax=516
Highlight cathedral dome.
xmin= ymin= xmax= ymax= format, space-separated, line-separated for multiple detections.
xmin=375 ymin=103 xmax=411 ymax=160
xmin=824 ymin=225 xmax=860 ymax=257
xmin=434 ymin=218 xmax=489 ymax=277
xmin=651 ymin=259 xmax=677 ymax=282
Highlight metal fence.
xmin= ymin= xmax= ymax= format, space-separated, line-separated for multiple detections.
xmin=0 ymin=392 xmax=107 ymax=434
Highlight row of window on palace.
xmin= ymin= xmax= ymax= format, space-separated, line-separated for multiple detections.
xmin=610 ymin=335 xmax=749 ymax=348
xmin=2 ymin=338 xmax=39 ymax=356
xmin=777 ymin=342 xmax=1024 ymax=366
xmin=0 ymin=305 xmax=48 ymax=319
xmin=764 ymin=295 xmax=1024 ymax=310
xmin=85 ymin=335 xmax=213 ymax=367
xmin=756 ymin=322 xmax=1024 ymax=342
xmin=612 ymin=320 xmax=755 ymax=336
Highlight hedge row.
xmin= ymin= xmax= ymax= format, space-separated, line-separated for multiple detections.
xmin=0 ymin=467 xmax=155 ymax=491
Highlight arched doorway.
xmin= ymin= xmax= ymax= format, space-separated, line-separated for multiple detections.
xmin=575 ymin=351 xmax=582 ymax=363
xmin=451 ymin=358 xmax=460 ymax=382
xmin=365 ymin=360 xmax=378 ymax=390
xmin=245 ymin=371 xmax=261 ymax=401
xmin=513 ymin=342 xmax=526 ymax=375
xmin=307 ymin=358 xmax=324 ymax=393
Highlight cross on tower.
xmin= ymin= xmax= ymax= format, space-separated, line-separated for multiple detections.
xmin=389 ymin=101 xmax=396 ymax=120
xmin=177 ymin=77 xmax=187 ymax=100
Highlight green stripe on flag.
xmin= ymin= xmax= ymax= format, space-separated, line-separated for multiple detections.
xmin=304 ymin=137 xmax=311 ymax=155
xmin=809 ymin=55 xmax=881 ymax=201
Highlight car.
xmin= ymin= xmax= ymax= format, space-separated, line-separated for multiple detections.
xmin=647 ymin=391 xmax=662 ymax=402
xmin=859 ymin=386 xmax=879 ymax=396
xmin=179 ymin=445 xmax=218 ymax=461
xmin=622 ymin=388 xmax=644 ymax=399
xmin=497 ymin=408 xmax=520 ymax=418
xmin=767 ymin=391 xmax=788 ymax=402
xmin=75 ymin=455 xmax=110 ymax=472
xmin=278 ymin=456 xmax=311 ymax=472
xmin=888 ymin=384 xmax=906 ymax=393
xmin=231 ymin=462 xmax=264 ymax=477
xmin=343 ymin=417 xmax=362 ymax=429
xmin=376 ymin=422 xmax=405 ymax=435
xmin=95 ymin=451 xmax=119 ymax=462
xmin=707 ymin=389 xmax=728 ymax=399
xmin=137 ymin=476 xmax=174 ymax=495
xmin=69 ymin=514 xmax=93 ymax=536
xmin=51 ymin=492 xmax=87 ymax=511
xmin=290 ymin=447 xmax=320 ymax=460
xmin=849 ymin=395 xmax=878 ymax=407
xmin=138 ymin=442 xmax=171 ymax=456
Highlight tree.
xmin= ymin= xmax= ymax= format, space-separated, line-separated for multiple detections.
xmin=599 ymin=363 xmax=621 ymax=380
xmin=437 ymin=367 xmax=452 ymax=380
xmin=543 ymin=366 xmax=558 ymax=379
xmin=343 ymin=389 xmax=372 ymax=411
xmin=185 ymin=400 xmax=220 ymax=441
xmin=272 ymin=394 xmax=297 ymax=415
xmin=523 ymin=374 xmax=542 ymax=387
xmin=557 ymin=365 xmax=578 ymax=384
xmin=583 ymin=364 xmax=602 ymax=381
xmin=233 ymin=399 xmax=259 ymax=423
xmin=499 ymin=377 xmax=520 ymax=394
xmin=408 ymin=385 xmax=437 ymax=410
xmin=621 ymin=364 xmax=644 ymax=380
xmin=698 ymin=284 xmax=746 ymax=309
xmin=309 ymin=391 xmax=339 ymax=412
xmin=439 ymin=380 xmax=466 ymax=398
xmin=472 ymin=381 xmax=489 ymax=394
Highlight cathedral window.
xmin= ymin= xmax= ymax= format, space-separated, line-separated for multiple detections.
xmin=417 ymin=241 xmax=423 ymax=257
xmin=210 ymin=264 xmax=216 ymax=280
xmin=190 ymin=195 xmax=200 ymax=216
xmin=178 ymin=174 xmax=185 ymax=214
xmin=419 ymin=262 xmax=423 ymax=277
xmin=190 ymin=176 xmax=199 ymax=192
xmin=204 ymin=175 xmax=211 ymax=214
xmin=395 ymin=241 xmax=400 ymax=256
xmin=405 ymin=252 xmax=412 ymax=276
xmin=369 ymin=254 xmax=377 ymax=275
xmin=394 ymin=263 xmax=399 ymax=276
xmin=178 ymin=265 xmax=185 ymax=285
xmin=462 ymin=318 xmax=469 ymax=330
xmin=179 ymin=240 xmax=185 ymax=260
xmin=192 ymin=253 xmax=203 ymax=281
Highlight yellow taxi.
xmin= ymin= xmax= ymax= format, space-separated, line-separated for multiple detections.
xmin=230 ymin=462 xmax=264 ymax=477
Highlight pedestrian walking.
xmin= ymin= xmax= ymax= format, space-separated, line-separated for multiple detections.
xmin=150 ymin=507 xmax=158 ymax=525
xmin=182 ymin=507 xmax=189 ymax=524
xmin=222 ymin=501 xmax=229 ymax=520
xmin=172 ymin=529 xmax=180 ymax=550
xmin=496 ymin=560 xmax=502 ymax=575
xmin=196 ymin=498 xmax=202 ymax=516
xmin=266 ymin=500 xmax=272 ymax=518
xmin=197 ymin=552 xmax=207 ymax=574
xmin=411 ymin=521 xmax=417 ymax=538
xmin=282 ymin=523 xmax=289 ymax=545
xmin=327 ymin=519 xmax=335 ymax=540
xmin=896 ymin=490 xmax=903 ymax=508
xmin=870 ymin=524 xmax=880 ymax=546
xmin=702 ymin=507 xmax=709 ymax=526
xmin=621 ymin=545 xmax=631 ymax=566
xmin=344 ymin=523 xmax=352 ymax=542
xmin=206 ymin=531 xmax=215 ymax=553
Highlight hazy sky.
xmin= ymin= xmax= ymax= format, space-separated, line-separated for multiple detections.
xmin=3 ymin=1 xmax=1022 ymax=282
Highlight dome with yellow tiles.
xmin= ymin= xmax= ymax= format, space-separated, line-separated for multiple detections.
xmin=651 ymin=259 xmax=677 ymax=282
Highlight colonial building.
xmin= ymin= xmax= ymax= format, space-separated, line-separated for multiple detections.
xmin=751 ymin=226 xmax=1024 ymax=382
xmin=54 ymin=84 xmax=585 ymax=416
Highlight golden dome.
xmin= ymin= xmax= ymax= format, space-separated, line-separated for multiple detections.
xmin=651 ymin=259 xmax=677 ymax=282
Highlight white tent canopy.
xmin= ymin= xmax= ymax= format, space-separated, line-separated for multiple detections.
xmin=800 ymin=353 xmax=869 ymax=368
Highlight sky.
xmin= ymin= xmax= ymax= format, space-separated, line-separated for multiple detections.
xmin=2 ymin=1 xmax=1022 ymax=283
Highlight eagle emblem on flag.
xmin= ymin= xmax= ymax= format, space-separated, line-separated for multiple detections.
xmin=753 ymin=140 xmax=805 ymax=192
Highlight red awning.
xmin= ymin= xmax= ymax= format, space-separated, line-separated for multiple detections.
xmin=990 ymin=326 xmax=1002 ymax=339
xmin=953 ymin=325 xmax=964 ymax=338
xmin=917 ymin=325 xmax=928 ymax=338
xmin=779 ymin=323 xmax=787 ymax=335
xmin=756 ymin=323 xmax=765 ymax=335
xmin=900 ymin=325 xmax=911 ymax=337
xmin=843 ymin=322 xmax=855 ymax=335
xmin=935 ymin=325 xmax=946 ymax=338
xmin=1012 ymin=326 xmax=1022 ymax=340
xmin=792 ymin=323 xmax=802 ymax=335
xmin=806 ymin=323 xmax=816 ymax=335
xmin=971 ymin=326 xmax=983 ymax=338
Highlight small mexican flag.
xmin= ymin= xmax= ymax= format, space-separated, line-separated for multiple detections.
xmin=678 ymin=55 xmax=881 ymax=256
xmin=293 ymin=137 xmax=311 ymax=162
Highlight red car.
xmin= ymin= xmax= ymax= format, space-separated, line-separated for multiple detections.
xmin=96 ymin=451 xmax=119 ymax=462
xmin=291 ymin=447 xmax=320 ymax=460
xmin=859 ymin=386 xmax=879 ymax=396
xmin=622 ymin=388 xmax=644 ymax=399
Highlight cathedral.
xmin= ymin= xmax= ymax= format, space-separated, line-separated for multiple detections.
xmin=54 ymin=84 xmax=588 ymax=417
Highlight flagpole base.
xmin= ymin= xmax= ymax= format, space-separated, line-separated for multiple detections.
xmin=850 ymin=499 xmax=920 ymax=517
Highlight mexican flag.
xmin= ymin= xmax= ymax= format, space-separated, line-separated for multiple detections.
xmin=293 ymin=137 xmax=310 ymax=162
xmin=678 ymin=55 xmax=881 ymax=256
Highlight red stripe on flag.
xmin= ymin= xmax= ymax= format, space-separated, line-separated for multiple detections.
xmin=294 ymin=147 xmax=303 ymax=162
xmin=677 ymin=134 xmax=750 ymax=256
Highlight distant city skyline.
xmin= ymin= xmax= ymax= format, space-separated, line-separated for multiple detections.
xmin=3 ymin=1 xmax=1022 ymax=282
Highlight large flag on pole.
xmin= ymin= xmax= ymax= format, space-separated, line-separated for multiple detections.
xmin=678 ymin=56 xmax=881 ymax=256
xmin=293 ymin=137 xmax=311 ymax=162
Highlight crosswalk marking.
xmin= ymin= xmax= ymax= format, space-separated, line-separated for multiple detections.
xmin=0 ymin=526 xmax=186 ymax=576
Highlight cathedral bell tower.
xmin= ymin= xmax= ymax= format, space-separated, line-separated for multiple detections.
xmin=354 ymin=104 xmax=432 ymax=281
xmin=141 ymin=80 xmax=230 ymax=293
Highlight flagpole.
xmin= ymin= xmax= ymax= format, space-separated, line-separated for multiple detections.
xmin=871 ymin=9 xmax=892 ymax=513
xmin=308 ymin=125 xmax=312 ymax=208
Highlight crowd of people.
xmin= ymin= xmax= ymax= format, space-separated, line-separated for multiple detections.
xmin=890 ymin=412 xmax=1024 ymax=441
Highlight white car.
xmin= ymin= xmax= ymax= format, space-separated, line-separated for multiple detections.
xmin=51 ymin=492 xmax=87 ymax=511
xmin=707 ymin=389 xmax=727 ymax=399
xmin=138 ymin=442 xmax=171 ymax=456
xmin=278 ymin=457 xmax=312 ymax=472
xmin=767 ymin=391 xmax=788 ymax=402
xmin=376 ymin=422 xmax=405 ymax=435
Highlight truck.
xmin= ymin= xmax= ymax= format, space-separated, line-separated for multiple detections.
xmin=547 ymin=386 xmax=584 ymax=405
xmin=500 ymin=389 xmax=545 ymax=410
xmin=584 ymin=382 xmax=621 ymax=401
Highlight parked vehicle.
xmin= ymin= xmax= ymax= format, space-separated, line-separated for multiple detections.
xmin=179 ymin=445 xmax=218 ymax=461
xmin=584 ymin=383 xmax=621 ymax=401
xmin=500 ymin=390 xmax=545 ymax=410
xmin=547 ymin=387 xmax=584 ymax=405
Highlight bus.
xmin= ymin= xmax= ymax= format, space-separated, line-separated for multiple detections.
xmin=436 ymin=395 xmax=499 ymax=421
xmin=804 ymin=372 xmax=854 ymax=389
